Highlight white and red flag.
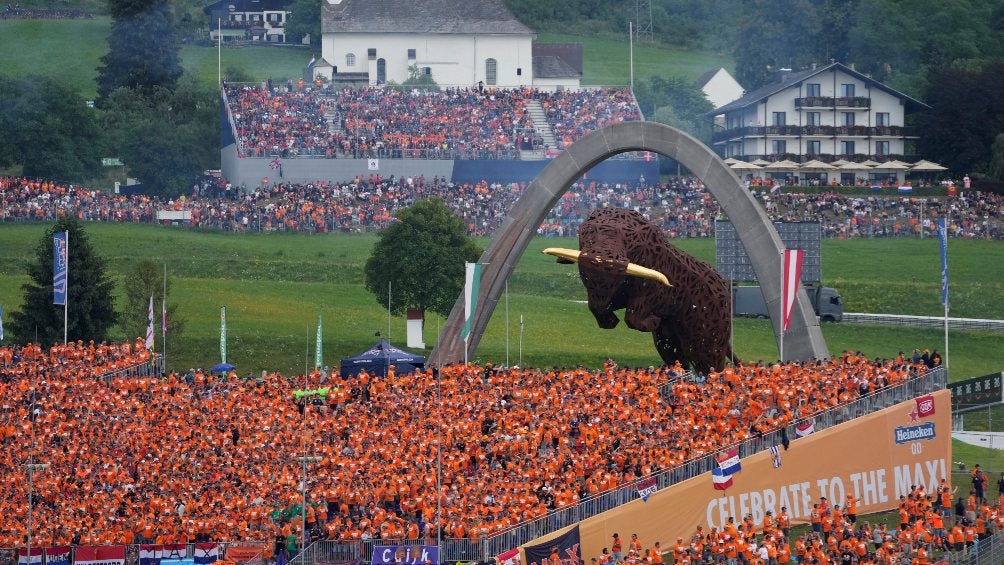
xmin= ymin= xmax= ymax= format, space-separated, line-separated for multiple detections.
xmin=782 ymin=249 xmax=804 ymax=331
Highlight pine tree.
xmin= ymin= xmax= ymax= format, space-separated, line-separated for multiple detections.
xmin=10 ymin=219 xmax=118 ymax=344
xmin=97 ymin=0 xmax=182 ymax=100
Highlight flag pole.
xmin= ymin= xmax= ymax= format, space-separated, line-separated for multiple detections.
xmin=778 ymin=250 xmax=784 ymax=363
xmin=64 ymin=230 xmax=69 ymax=345
xmin=163 ymin=263 xmax=167 ymax=371
xmin=387 ymin=281 xmax=392 ymax=344
xmin=505 ymin=280 xmax=510 ymax=368
xmin=943 ymin=212 xmax=950 ymax=373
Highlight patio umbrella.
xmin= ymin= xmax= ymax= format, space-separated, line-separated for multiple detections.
xmin=750 ymin=158 xmax=772 ymax=166
xmin=729 ymin=160 xmax=763 ymax=170
xmin=910 ymin=160 xmax=948 ymax=171
xmin=857 ymin=160 xmax=882 ymax=167
xmin=874 ymin=160 xmax=912 ymax=170
xmin=800 ymin=160 xmax=836 ymax=170
xmin=830 ymin=159 xmax=851 ymax=167
xmin=764 ymin=159 xmax=800 ymax=170
xmin=723 ymin=157 xmax=740 ymax=165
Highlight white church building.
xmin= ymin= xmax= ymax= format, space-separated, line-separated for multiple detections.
xmin=315 ymin=0 xmax=581 ymax=88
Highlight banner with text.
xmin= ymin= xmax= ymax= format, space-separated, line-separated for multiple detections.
xmin=560 ymin=389 xmax=952 ymax=561
xmin=523 ymin=525 xmax=581 ymax=565
xmin=370 ymin=546 xmax=438 ymax=565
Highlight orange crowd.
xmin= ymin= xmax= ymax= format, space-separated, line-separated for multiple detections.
xmin=1 ymin=342 xmax=928 ymax=550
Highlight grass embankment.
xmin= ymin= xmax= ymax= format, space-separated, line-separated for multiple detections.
xmin=0 ymin=223 xmax=1001 ymax=376
xmin=0 ymin=18 xmax=313 ymax=99
xmin=0 ymin=19 xmax=732 ymax=98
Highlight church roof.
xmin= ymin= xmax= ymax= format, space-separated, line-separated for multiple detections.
xmin=322 ymin=0 xmax=533 ymax=35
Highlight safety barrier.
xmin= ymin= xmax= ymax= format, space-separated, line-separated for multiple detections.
xmin=946 ymin=530 xmax=1004 ymax=565
xmin=0 ymin=541 xmax=267 ymax=565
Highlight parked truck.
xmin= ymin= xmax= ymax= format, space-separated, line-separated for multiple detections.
xmin=732 ymin=284 xmax=844 ymax=322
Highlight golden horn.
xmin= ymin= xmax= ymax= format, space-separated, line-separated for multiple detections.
xmin=542 ymin=248 xmax=671 ymax=287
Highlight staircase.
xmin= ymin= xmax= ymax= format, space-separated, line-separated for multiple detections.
xmin=523 ymin=98 xmax=556 ymax=159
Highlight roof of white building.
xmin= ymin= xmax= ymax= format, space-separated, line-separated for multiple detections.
xmin=321 ymin=0 xmax=533 ymax=35
xmin=711 ymin=62 xmax=930 ymax=115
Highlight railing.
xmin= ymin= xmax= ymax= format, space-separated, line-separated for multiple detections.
xmin=99 ymin=355 xmax=164 ymax=382
xmin=946 ymin=530 xmax=1004 ymax=564
xmin=0 ymin=541 xmax=267 ymax=565
xmin=296 ymin=368 xmax=946 ymax=564
xmin=843 ymin=313 xmax=1004 ymax=332
xmin=795 ymin=96 xmax=871 ymax=108
xmin=712 ymin=125 xmax=913 ymax=143
xmin=723 ymin=153 xmax=922 ymax=165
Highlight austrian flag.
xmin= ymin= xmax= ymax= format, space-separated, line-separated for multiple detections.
xmin=716 ymin=447 xmax=742 ymax=475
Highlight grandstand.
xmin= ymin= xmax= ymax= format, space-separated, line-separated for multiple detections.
xmin=1 ymin=339 xmax=963 ymax=563
xmin=219 ymin=85 xmax=659 ymax=188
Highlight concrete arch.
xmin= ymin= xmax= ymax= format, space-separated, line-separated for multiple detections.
xmin=428 ymin=121 xmax=829 ymax=366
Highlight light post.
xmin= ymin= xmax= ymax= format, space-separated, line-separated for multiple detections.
xmin=296 ymin=455 xmax=322 ymax=554
xmin=25 ymin=462 xmax=50 ymax=560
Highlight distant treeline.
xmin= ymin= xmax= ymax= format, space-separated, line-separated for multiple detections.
xmin=507 ymin=0 xmax=1004 ymax=95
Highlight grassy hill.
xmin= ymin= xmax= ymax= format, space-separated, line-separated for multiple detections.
xmin=0 ymin=18 xmax=730 ymax=98
xmin=0 ymin=223 xmax=1000 ymax=377
xmin=0 ymin=18 xmax=314 ymax=99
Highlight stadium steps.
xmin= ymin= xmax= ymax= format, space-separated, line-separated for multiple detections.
xmin=524 ymin=99 xmax=557 ymax=151
xmin=325 ymin=109 xmax=341 ymax=134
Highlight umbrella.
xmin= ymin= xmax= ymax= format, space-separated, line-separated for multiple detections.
xmin=874 ymin=160 xmax=912 ymax=170
xmin=910 ymin=160 xmax=948 ymax=171
xmin=800 ymin=160 xmax=836 ymax=170
xmin=723 ymin=157 xmax=740 ymax=165
xmin=764 ymin=159 xmax=800 ymax=170
xmin=729 ymin=160 xmax=762 ymax=170
xmin=750 ymin=158 xmax=772 ymax=166
xmin=211 ymin=362 xmax=235 ymax=373
xmin=830 ymin=159 xmax=851 ymax=167
xmin=857 ymin=160 xmax=882 ymax=167
xmin=837 ymin=161 xmax=869 ymax=170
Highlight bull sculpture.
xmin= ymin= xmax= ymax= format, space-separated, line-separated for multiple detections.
xmin=544 ymin=208 xmax=733 ymax=373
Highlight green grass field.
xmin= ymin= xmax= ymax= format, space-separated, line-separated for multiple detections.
xmin=0 ymin=18 xmax=315 ymax=98
xmin=0 ymin=19 xmax=730 ymax=98
xmin=0 ymin=223 xmax=1001 ymax=377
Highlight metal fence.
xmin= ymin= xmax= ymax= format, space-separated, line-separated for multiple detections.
xmin=0 ymin=541 xmax=266 ymax=565
xmin=98 ymin=355 xmax=165 ymax=382
xmin=946 ymin=530 xmax=1004 ymax=565
xmin=843 ymin=313 xmax=1004 ymax=332
xmin=296 ymin=367 xmax=946 ymax=564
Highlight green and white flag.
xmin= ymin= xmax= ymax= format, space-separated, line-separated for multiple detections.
xmin=315 ymin=310 xmax=323 ymax=368
xmin=461 ymin=262 xmax=482 ymax=343
xmin=220 ymin=306 xmax=227 ymax=363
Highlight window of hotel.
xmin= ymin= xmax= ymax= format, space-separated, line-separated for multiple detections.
xmin=806 ymin=112 xmax=821 ymax=126
xmin=875 ymin=141 xmax=890 ymax=156
xmin=840 ymin=83 xmax=855 ymax=97
xmin=806 ymin=83 xmax=821 ymax=97
xmin=806 ymin=140 xmax=821 ymax=155
xmin=772 ymin=140 xmax=787 ymax=154
xmin=346 ymin=53 xmax=355 ymax=67
xmin=486 ymin=58 xmax=498 ymax=86
xmin=841 ymin=140 xmax=855 ymax=155
xmin=772 ymin=112 xmax=786 ymax=126
xmin=842 ymin=112 xmax=855 ymax=126
xmin=876 ymin=112 xmax=890 ymax=126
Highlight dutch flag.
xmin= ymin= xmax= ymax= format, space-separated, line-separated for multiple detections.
xmin=712 ymin=468 xmax=733 ymax=490
xmin=717 ymin=447 xmax=742 ymax=475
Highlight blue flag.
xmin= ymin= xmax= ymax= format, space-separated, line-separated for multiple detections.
xmin=938 ymin=218 xmax=949 ymax=305
xmin=53 ymin=231 xmax=68 ymax=305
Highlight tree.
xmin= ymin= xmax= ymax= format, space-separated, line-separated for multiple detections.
xmin=401 ymin=64 xmax=440 ymax=90
xmin=121 ymin=259 xmax=185 ymax=344
xmin=364 ymin=199 xmax=483 ymax=318
xmin=988 ymin=134 xmax=1004 ymax=181
xmin=0 ymin=76 xmax=104 ymax=181
xmin=284 ymin=0 xmax=321 ymax=45
xmin=10 ymin=218 xmax=118 ymax=344
xmin=98 ymin=79 xmax=219 ymax=196
xmin=914 ymin=61 xmax=1004 ymax=174
xmin=97 ymin=0 xmax=182 ymax=100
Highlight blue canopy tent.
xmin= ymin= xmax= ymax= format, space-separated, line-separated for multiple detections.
xmin=339 ymin=339 xmax=425 ymax=378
